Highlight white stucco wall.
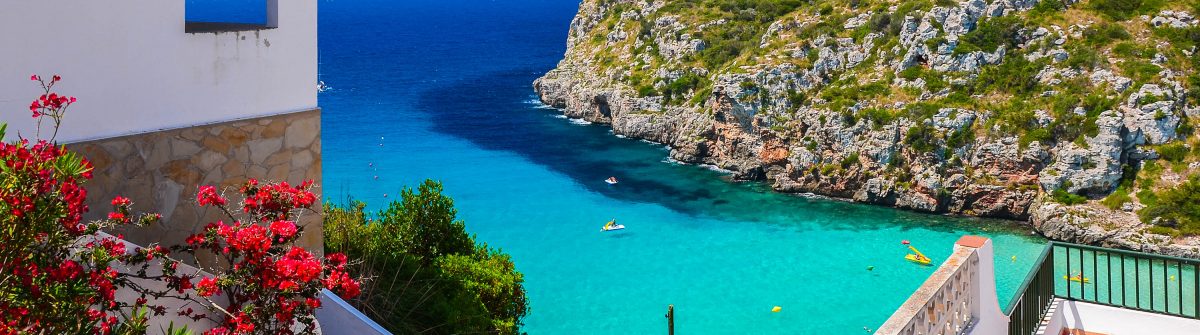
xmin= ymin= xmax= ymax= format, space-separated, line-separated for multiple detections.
xmin=0 ymin=0 xmax=317 ymax=143
xmin=968 ymin=239 xmax=1012 ymax=335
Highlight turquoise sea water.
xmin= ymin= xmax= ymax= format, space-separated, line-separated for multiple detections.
xmin=318 ymin=1 xmax=1048 ymax=333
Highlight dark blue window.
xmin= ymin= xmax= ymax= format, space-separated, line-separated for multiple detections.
xmin=186 ymin=0 xmax=265 ymax=24
xmin=185 ymin=0 xmax=276 ymax=33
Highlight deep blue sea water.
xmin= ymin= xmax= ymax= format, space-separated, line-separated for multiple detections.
xmin=317 ymin=1 xmax=1048 ymax=333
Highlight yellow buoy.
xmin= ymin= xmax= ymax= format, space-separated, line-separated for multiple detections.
xmin=771 ymin=306 xmax=782 ymax=313
xmin=1011 ymin=255 xmax=1017 ymax=262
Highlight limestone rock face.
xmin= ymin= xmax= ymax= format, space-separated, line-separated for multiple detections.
xmin=1123 ymin=84 xmax=1181 ymax=146
xmin=1039 ymin=111 xmax=1125 ymax=195
xmin=1031 ymin=201 xmax=1200 ymax=258
xmin=536 ymin=0 xmax=1200 ymax=253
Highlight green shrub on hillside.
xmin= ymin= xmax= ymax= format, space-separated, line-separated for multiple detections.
xmin=904 ymin=122 xmax=940 ymax=153
xmin=1100 ymin=186 xmax=1132 ymax=210
xmin=325 ymin=180 xmax=528 ymax=334
xmin=663 ymin=73 xmax=707 ymax=105
xmin=677 ymin=0 xmax=806 ymax=68
xmin=955 ymin=15 xmax=1022 ymax=55
xmin=972 ymin=55 xmax=1041 ymax=95
xmin=1138 ymin=175 xmax=1200 ymax=233
xmin=1089 ymin=0 xmax=1165 ymax=21
xmin=1158 ymin=143 xmax=1189 ymax=163
xmin=840 ymin=152 xmax=860 ymax=168
xmin=1083 ymin=22 xmax=1131 ymax=46
xmin=1050 ymin=188 xmax=1088 ymax=205
xmin=1029 ymin=0 xmax=1067 ymax=18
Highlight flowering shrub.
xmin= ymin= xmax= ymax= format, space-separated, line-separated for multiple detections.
xmin=169 ymin=179 xmax=360 ymax=335
xmin=0 ymin=75 xmax=152 ymax=334
xmin=2 ymin=75 xmax=359 ymax=334
xmin=27 ymin=74 xmax=76 ymax=142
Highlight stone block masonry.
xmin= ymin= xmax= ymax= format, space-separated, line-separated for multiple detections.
xmin=67 ymin=109 xmax=322 ymax=258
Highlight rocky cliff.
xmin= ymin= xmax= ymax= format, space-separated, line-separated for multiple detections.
xmin=536 ymin=0 xmax=1200 ymax=257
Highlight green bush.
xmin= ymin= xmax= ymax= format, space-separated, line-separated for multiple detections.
xmin=1178 ymin=119 xmax=1195 ymax=137
xmin=1152 ymin=26 xmax=1200 ymax=51
xmin=324 ymin=180 xmax=529 ymax=334
xmin=905 ymin=122 xmax=940 ymax=153
xmin=1020 ymin=128 xmax=1053 ymax=147
xmin=1138 ymin=175 xmax=1200 ymax=232
xmin=1089 ymin=0 xmax=1164 ymax=21
xmin=840 ymin=152 xmax=860 ymax=168
xmin=663 ymin=73 xmax=707 ymax=105
xmin=1064 ymin=44 xmax=1102 ymax=69
xmin=1083 ymin=22 xmax=1131 ymax=45
xmin=1187 ymin=74 xmax=1200 ymax=105
xmin=973 ymin=55 xmax=1041 ymax=95
xmin=1029 ymin=0 xmax=1067 ymax=18
xmin=1051 ymin=188 xmax=1088 ymax=205
xmin=859 ymin=108 xmax=900 ymax=129
xmin=1100 ymin=186 xmax=1132 ymax=210
xmin=1119 ymin=60 xmax=1162 ymax=84
xmin=955 ymin=16 xmax=1022 ymax=55
xmin=1157 ymin=143 xmax=1189 ymax=162
xmin=637 ymin=84 xmax=657 ymax=97
xmin=945 ymin=125 xmax=974 ymax=148
xmin=383 ymin=180 xmax=475 ymax=263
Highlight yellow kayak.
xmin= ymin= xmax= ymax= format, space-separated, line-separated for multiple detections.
xmin=905 ymin=254 xmax=932 ymax=265
xmin=1063 ymin=275 xmax=1091 ymax=283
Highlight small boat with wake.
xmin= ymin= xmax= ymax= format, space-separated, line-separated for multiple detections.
xmin=605 ymin=177 xmax=619 ymax=185
xmin=602 ymin=219 xmax=625 ymax=232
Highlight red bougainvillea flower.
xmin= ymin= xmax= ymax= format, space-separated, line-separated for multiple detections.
xmin=323 ymin=270 xmax=361 ymax=298
xmin=225 ymin=223 xmax=271 ymax=255
xmin=196 ymin=277 xmax=220 ymax=297
xmin=197 ymin=185 xmax=227 ymax=206
xmin=175 ymin=180 xmax=360 ymax=333
xmin=110 ymin=196 xmax=131 ymax=207
xmin=107 ymin=212 xmax=127 ymax=222
xmin=269 ymin=220 xmax=298 ymax=239
xmin=325 ymin=253 xmax=348 ymax=271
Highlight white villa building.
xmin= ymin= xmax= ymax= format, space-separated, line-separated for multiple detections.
xmin=1 ymin=1 xmax=385 ymax=333
xmin=1 ymin=0 xmax=322 ymax=253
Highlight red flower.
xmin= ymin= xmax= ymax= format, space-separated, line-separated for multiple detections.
xmin=110 ymin=196 xmax=131 ymax=207
xmin=197 ymin=185 xmax=226 ymax=206
xmin=325 ymin=253 xmax=348 ymax=268
xmin=277 ymin=280 xmax=298 ymax=291
xmin=196 ymin=277 xmax=220 ymax=297
xmin=324 ymin=271 xmax=361 ymax=298
xmin=269 ymin=220 xmax=297 ymax=239
xmin=48 ymin=260 xmax=83 ymax=282
xmin=99 ymin=238 xmax=126 ymax=257
xmin=185 ymin=233 xmax=207 ymax=246
xmin=107 ymin=212 xmax=127 ymax=223
xmin=226 ymin=224 xmax=271 ymax=254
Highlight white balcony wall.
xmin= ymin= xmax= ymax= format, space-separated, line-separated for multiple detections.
xmin=0 ymin=0 xmax=317 ymax=143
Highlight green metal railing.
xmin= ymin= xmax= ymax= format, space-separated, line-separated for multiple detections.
xmin=1005 ymin=244 xmax=1055 ymax=335
xmin=1005 ymin=242 xmax=1200 ymax=335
